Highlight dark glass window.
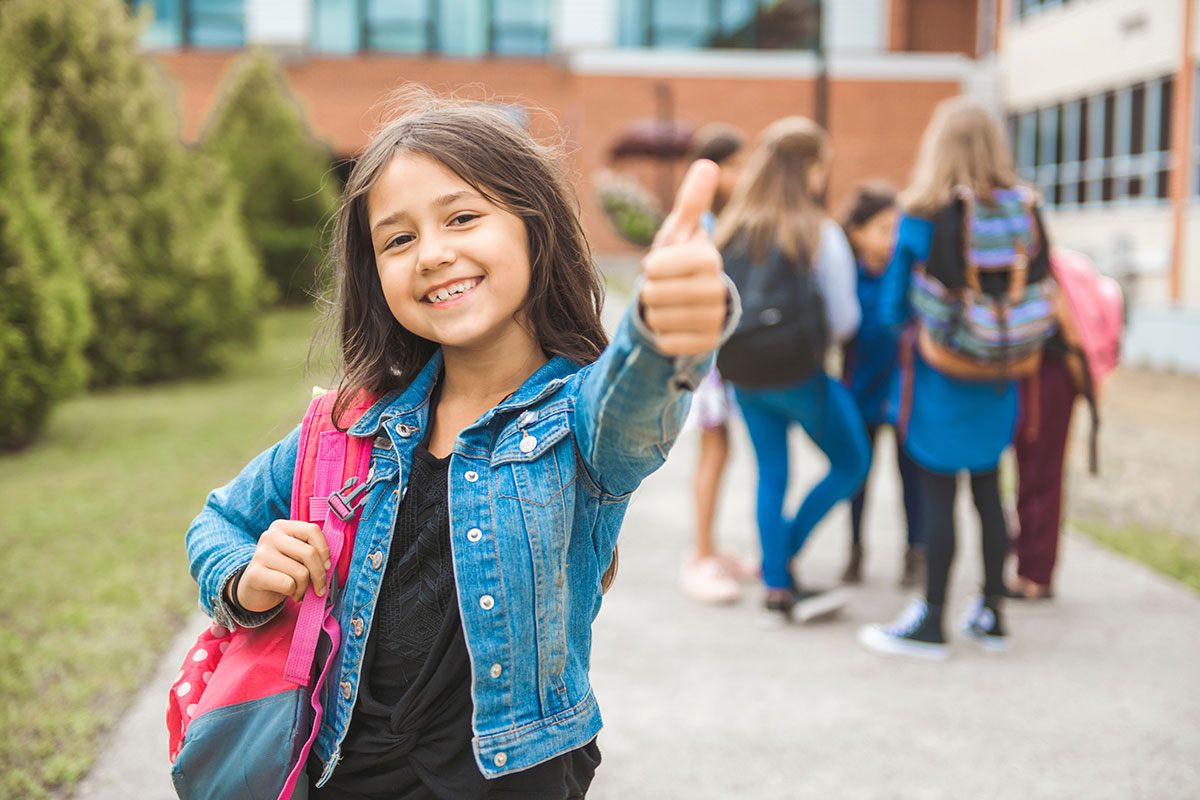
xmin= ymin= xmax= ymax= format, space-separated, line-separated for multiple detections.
xmin=312 ymin=0 xmax=550 ymax=56
xmin=1077 ymin=97 xmax=1089 ymax=204
xmin=128 ymin=0 xmax=244 ymax=47
xmin=619 ymin=0 xmax=818 ymax=50
xmin=1101 ymin=91 xmax=1115 ymax=201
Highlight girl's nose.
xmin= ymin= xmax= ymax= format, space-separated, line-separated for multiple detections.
xmin=416 ymin=235 xmax=456 ymax=273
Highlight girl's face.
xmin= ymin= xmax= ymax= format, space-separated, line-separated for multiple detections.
xmin=848 ymin=207 xmax=897 ymax=274
xmin=367 ymin=153 xmax=535 ymax=356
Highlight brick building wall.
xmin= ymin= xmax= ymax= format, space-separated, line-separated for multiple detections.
xmin=152 ymin=53 xmax=963 ymax=253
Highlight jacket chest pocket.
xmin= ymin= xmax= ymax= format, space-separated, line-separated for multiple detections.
xmin=491 ymin=410 xmax=575 ymax=507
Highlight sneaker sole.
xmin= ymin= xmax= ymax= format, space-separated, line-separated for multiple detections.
xmin=858 ymin=624 xmax=949 ymax=661
xmin=794 ymin=588 xmax=851 ymax=623
xmin=962 ymin=627 xmax=1010 ymax=653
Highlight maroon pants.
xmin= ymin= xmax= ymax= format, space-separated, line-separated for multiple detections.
xmin=1014 ymin=355 xmax=1078 ymax=586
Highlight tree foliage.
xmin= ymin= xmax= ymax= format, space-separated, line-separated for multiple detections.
xmin=204 ymin=48 xmax=341 ymax=302
xmin=0 ymin=76 xmax=92 ymax=449
xmin=0 ymin=0 xmax=266 ymax=386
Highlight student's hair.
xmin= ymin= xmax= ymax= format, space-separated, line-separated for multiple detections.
xmin=323 ymin=91 xmax=607 ymax=428
xmin=839 ymin=181 xmax=896 ymax=257
xmin=321 ymin=90 xmax=617 ymax=591
xmin=685 ymin=123 xmax=745 ymax=165
xmin=713 ymin=116 xmax=830 ymax=264
xmin=900 ymin=96 xmax=1021 ymax=217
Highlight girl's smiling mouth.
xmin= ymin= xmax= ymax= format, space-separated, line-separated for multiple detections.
xmin=421 ymin=276 xmax=483 ymax=306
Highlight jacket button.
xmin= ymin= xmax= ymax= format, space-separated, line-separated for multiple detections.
xmin=493 ymin=752 xmax=508 ymax=767
xmin=352 ymin=617 xmax=364 ymax=637
xmin=396 ymin=424 xmax=415 ymax=438
xmin=479 ymin=595 xmax=495 ymax=610
xmin=490 ymin=663 xmax=502 ymax=678
xmin=465 ymin=470 xmax=479 ymax=482
xmin=519 ymin=433 xmax=537 ymax=453
xmin=340 ymin=681 xmax=352 ymax=700
xmin=517 ymin=410 xmax=538 ymax=427
xmin=467 ymin=527 xmax=483 ymax=542
xmin=370 ymin=551 xmax=383 ymax=569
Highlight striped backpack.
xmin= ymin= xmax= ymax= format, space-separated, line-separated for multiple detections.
xmin=910 ymin=185 xmax=1058 ymax=380
xmin=167 ymin=390 xmax=376 ymax=800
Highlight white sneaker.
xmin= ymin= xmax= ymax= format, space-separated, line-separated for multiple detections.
xmin=679 ymin=556 xmax=741 ymax=604
xmin=858 ymin=597 xmax=950 ymax=661
xmin=960 ymin=595 xmax=1010 ymax=653
xmin=714 ymin=551 xmax=759 ymax=583
xmin=793 ymin=587 xmax=851 ymax=622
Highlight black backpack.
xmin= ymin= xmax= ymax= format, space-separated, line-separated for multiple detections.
xmin=716 ymin=239 xmax=829 ymax=388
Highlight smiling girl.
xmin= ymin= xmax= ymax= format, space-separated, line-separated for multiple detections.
xmin=184 ymin=95 xmax=736 ymax=798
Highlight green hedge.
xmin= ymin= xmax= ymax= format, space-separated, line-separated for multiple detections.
xmin=0 ymin=78 xmax=92 ymax=450
xmin=0 ymin=0 xmax=267 ymax=387
xmin=204 ymin=49 xmax=341 ymax=303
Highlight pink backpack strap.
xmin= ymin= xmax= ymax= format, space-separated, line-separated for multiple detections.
xmin=283 ymin=390 xmax=376 ymax=686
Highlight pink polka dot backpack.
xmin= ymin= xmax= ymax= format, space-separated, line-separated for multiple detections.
xmin=167 ymin=390 xmax=375 ymax=800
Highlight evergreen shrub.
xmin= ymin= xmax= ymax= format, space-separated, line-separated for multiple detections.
xmin=0 ymin=0 xmax=267 ymax=386
xmin=0 ymin=78 xmax=92 ymax=449
xmin=204 ymin=49 xmax=341 ymax=302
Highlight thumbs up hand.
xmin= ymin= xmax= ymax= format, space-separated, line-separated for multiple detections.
xmin=638 ymin=159 xmax=729 ymax=356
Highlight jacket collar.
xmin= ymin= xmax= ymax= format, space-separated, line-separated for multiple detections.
xmin=347 ymin=350 xmax=579 ymax=438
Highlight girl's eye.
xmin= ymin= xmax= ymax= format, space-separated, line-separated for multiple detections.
xmin=449 ymin=213 xmax=478 ymax=226
xmin=385 ymin=233 xmax=414 ymax=250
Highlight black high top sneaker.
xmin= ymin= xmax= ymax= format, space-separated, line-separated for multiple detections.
xmin=960 ymin=595 xmax=1009 ymax=652
xmin=858 ymin=597 xmax=949 ymax=660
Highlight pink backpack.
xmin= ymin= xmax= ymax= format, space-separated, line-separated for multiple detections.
xmin=1051 ymin=248 xmax=1124 ymax=396
xmin=167 ymin=390 xmax=376 ymax=800
xmin=1048 ymin=248 xmax=1123 ymax=474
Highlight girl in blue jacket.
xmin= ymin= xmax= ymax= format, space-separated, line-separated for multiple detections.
xmin=838 ymin=183 xmax=923 ymax=586
xmin=858 ymin=97 xmax=1047 ymax=660
xmin=185 ymin=94 xmax=737 ymax=797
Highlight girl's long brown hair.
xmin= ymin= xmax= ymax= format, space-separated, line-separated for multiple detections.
xmin=318 ymin=89 xmax=618 ymax=588
xmin=714 ymin=116 xmax=830 ymax=264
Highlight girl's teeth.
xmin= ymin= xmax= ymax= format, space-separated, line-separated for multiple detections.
xmin=428 ymin=278 xmax=478 ymax=303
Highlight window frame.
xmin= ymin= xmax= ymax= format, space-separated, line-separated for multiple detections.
xmin=311 ymin=0 xmax=551 ymax=57
xmin=1018 ymin=73 xmax=1173 ymax=211
xmin=127 ymin=0 xmax=246 ymax=48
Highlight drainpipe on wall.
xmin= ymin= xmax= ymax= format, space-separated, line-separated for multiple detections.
xmin=1169 ymin=0 xmax=1195 ymax=304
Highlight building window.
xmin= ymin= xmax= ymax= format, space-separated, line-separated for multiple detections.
xmin=491 ymin=0 xmax=552 ymax=55
xmin=127 ymin=0 xmax=245 ymax=48
xmin=1014 ymin=74 xmax=1171 ymax=209
xmin=311 ymin=0 xmax=550 ymax=56
xmin=1015 ymin=0 xmax=1072 ymax=20
xmin=618 ymin=0 xmax=819 ymax=50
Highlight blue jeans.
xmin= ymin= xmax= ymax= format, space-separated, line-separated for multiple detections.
xmin=735 ymin=373 xmax=872 ymax=590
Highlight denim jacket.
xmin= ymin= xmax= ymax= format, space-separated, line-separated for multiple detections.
xmin=185 ymin=293 xmax=737 ymax=784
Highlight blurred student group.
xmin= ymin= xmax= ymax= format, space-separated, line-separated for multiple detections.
xmin=17 ymin=0 xmax=1191 ymax=634
xmin=93 ymin=0 xmax=1188 ymax=658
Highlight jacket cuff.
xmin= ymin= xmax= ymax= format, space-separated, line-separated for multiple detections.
xmin=630 ymin=271 xmax=742 ymax=391
xmin=209 ymin=560 xmax=284 ymax=629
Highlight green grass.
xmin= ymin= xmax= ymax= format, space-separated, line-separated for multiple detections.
xmin=0 ymin=307 xmax=331 ymax=800
xmin=1072 ymin=518 xmax=1200 ymax=594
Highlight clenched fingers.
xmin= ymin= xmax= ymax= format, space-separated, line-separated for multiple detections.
xmin=258 ymin=521 xmax=330 ymax=600
xmin=640 ymin=304 xmax=727 ymax=337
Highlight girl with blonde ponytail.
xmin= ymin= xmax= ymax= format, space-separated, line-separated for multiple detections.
xmin=858 ymin=96 xmax=1053 ymax=661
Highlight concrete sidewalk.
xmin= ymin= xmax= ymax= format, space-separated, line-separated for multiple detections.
xmin=74 ymin=416 xmax=1200 ymax=799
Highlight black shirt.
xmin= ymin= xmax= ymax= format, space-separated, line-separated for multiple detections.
xmin=310 ymin=424 xmax=599 ymax=799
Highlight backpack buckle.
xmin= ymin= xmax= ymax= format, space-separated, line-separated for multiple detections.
xmin=328 ymin=476 xmax=370 ymax=522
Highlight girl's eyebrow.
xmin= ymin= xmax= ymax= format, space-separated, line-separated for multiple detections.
xmin=370 ymin=191 xmax=482 ymax=235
